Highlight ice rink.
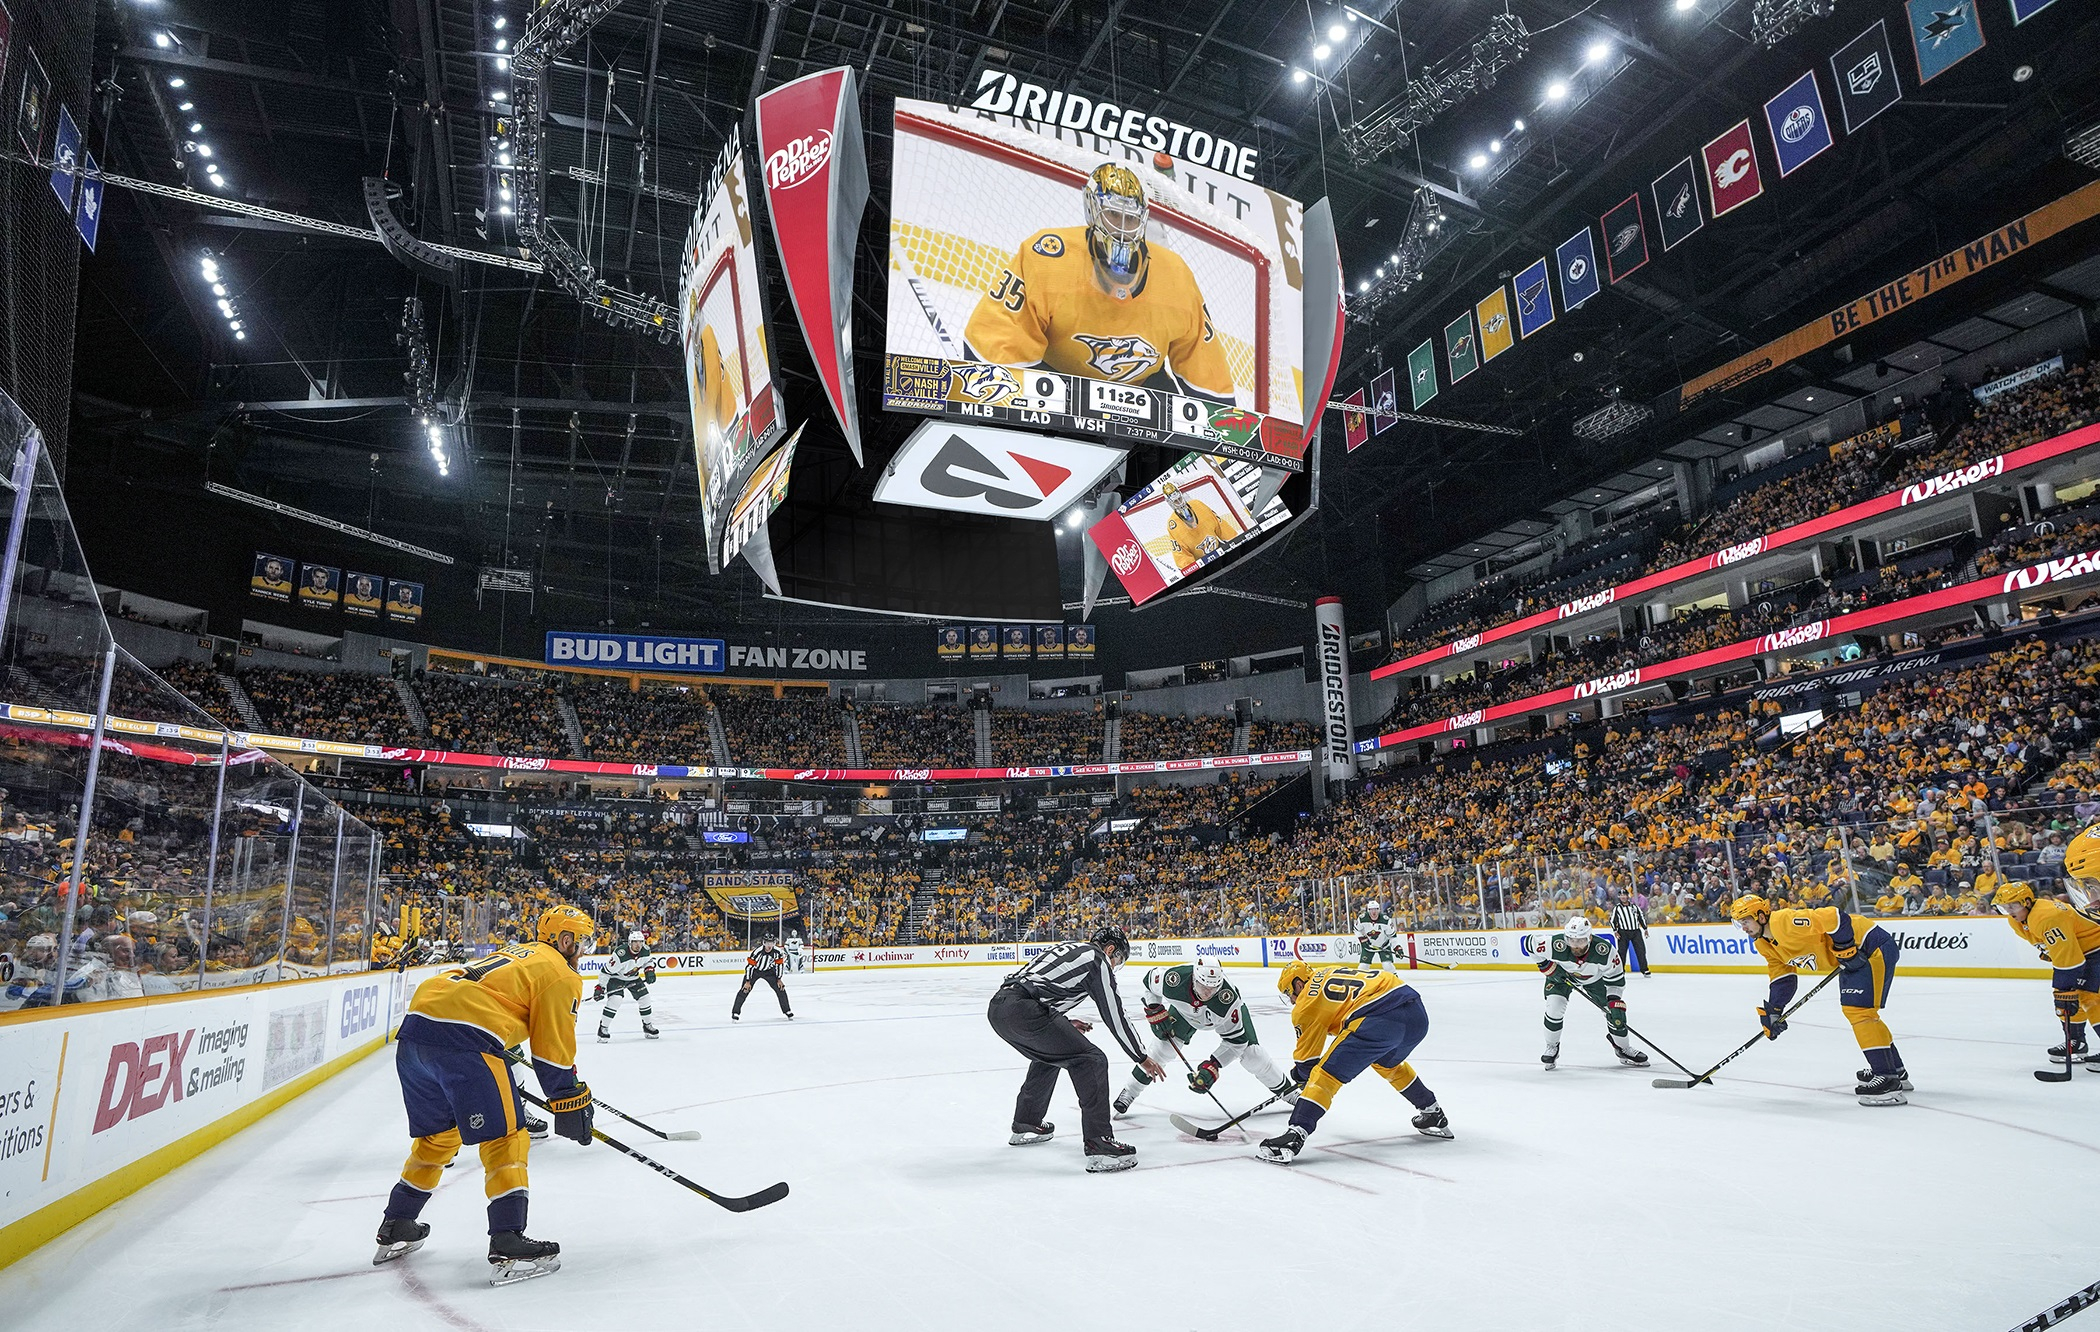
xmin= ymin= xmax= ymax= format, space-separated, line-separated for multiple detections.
xmin=2 ymin=964 xmax=2093 ymax=1331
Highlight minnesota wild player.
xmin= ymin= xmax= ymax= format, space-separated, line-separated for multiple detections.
xmin=1537 ymin=916 xmax=1648 ymax=1069
xmin=1356 ymin=901 xmax=1398 ymax=971
xmin=1113 ymin=959 xmax=1298 ymax=1113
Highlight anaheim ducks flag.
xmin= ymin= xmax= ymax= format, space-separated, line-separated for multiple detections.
xmin=1601 ymin=194 xmax=1648 ymax=283
xmin=756 ymin=68 xmax=869 ymax=464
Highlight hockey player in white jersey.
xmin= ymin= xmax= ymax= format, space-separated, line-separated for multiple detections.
xmin=785 ymin=931 xmax=805 ymax=974
xmin=1356 ymin=901 xmax=1398 ymax=972
xmin=1536 ymin=916 xmax=1648 ymax=1069
xmin=1113 ymin=960 xmax=1298 ymax=1113
xmin=595 ymin=930 xmax=659 ymax=1042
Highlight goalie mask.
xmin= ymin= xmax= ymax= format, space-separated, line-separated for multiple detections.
xmin=1083 ymin=163 xmax=1150 ymax=298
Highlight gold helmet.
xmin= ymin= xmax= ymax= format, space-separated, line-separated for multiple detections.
xmin=537 ymin=904 xmax=596 ymax=950
xmin=2067 ymin=825 xmax=2100 ymax=886
xmin=1992 ymin=881 xmax=2036 ymax=911
xmin=1728 ymin=894 xmax=1770 ymax=922
xmin=1083 ymin=163 xmax=1150 ymax=297
xmin=1277 ymin=959 xmax=1314 ymax=1001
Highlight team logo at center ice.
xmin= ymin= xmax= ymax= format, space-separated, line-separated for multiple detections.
xmin=1072 ymin=333 xmax=1161 ymax=381
xmin=1780 ymin=104 xmax=1817 ymax=142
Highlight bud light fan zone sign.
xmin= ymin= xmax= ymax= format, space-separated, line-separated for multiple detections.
xmin=549 ymin=633 xmax=728 ymax=673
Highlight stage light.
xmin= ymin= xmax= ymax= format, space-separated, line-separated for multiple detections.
xmin=1586 ymin=39 xmax=1611 ymax=63
xmin=1328 ymin=22 xmax=1347 ymax=40
xmin=1546 ymin=79 xmax=1568 ymax=100
xmin=1314 ymin=42 xmax=1332 ymax=59
xmin=152 ymin=31 xmax=172 ymax=47
xmin=1469 ymin=152 xmax=1488 ymax=168
xmin=1292 ymin=68 xmax=1308 ymax=83
xmin=1490 ymin=139 xmax=1502 ymax=152
xmin=1512 ymin=118 xmax=1526 ymax=131
xmin=168 ymin=77 xmax=185 ymax=87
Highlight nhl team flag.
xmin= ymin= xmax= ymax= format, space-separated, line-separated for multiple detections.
xmin=1513 ymin=258 xmax=1554 ymax=339
xmin=74 ymin=149 xmax=102 ymax=251
xmin=1763 ymin=70 xmax=1835 ymax=178
xmin=1831 ymin=20 xmax=1903 ymax=132
xmin=2009 ymin=0 xmax=2056 ymax=24
xmin=1555 ymin=226 xmax=1602 ymax=311
xmin=1370 ymin=367 xmax=1399 ymax=433
xmin=1475 ymin=286 xmax=1514 ymax=363
xmin=1702 ymin=118 xmax=1764 ymax=217
xmin=1601 ymin=194 xmax=1648 ymax=284
xmin=46 ymin=103 xmax=78 ymax=209
xmin=1444 ymin=310 xmax=1480 ymax=383
xmin=1651 ymin=157 xmax=1705 ymax=251
xmin=1341 ymin=388 xmax=1369 ymax=452
xmin=1908 ymin=0 xmax=1983 ymax=83
xmin=1408 ymin=339 xmax=1438 ymax=409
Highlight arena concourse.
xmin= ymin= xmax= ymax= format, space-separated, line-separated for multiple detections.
xmin=4 ymin=0 xmax=2100 ymax=1328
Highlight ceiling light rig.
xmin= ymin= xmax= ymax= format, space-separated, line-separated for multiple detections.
xmin=1749 ymin=0 xmax=1836 ymax=48
xmin=197 ymin=250 xmax=246 ymax=341
xmin=398 ymin=296 xmax=438 ymax=415
xmin=1571 ymin=392 xmax=1654 ymax=442
xmin=1341 ymin=13 xmax=1530 ymax=164
xmin=1350 ymin=185 xmax=1454 ymax=323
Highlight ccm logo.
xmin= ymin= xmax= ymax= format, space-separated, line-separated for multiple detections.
xmin=93 ymin=1031 xmax=193 ymax=1133
xmin=766 ymin=132 xmax=832 ymax=189
xmin=341 ymin=985 xmax=381 ymax=1039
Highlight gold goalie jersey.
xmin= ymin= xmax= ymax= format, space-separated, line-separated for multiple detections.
xmin=963 ymin=226 xmax=1236 ymax=399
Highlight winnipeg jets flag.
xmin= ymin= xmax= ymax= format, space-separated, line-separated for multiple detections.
xmin=1555 ymin=226 xmax=1602 ymax=312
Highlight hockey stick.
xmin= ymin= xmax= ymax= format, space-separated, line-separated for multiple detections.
xmin=512 ymin=1084 xmax=786 ymax=1213
xmin=1170 ymin=1088 xmax=1292 ymax=1142
xmin=1652 ymin=969 xmax=1841 ymax=1090
xmin=504 ymin=1051 xmax=700 ymax=1140
xmin=1166 ymin=1038 xmax=1245 ymax=1135
xmin=2009 ymin=1276 xmax=2100 ymax=1331
xmin=2037 ymin=1020 xmax=2078 ymax=1084
xmin=894 ymin=248 xmax=963 ymax=361
xmin=1560 ymin=970 xmax=1703 ymax=1084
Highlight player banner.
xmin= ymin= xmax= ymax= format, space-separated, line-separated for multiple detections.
xmin=881 ymin=89 xmax=1307 ymax=471
xmin=297 ymin=563 xmax=340 ymax=611
xmin=936 ymin=624 xmax=967 ymax=661
xmin=1832 ymin=20 xmax=1903 ymax=132
xmin=343 ymin=572 xmax=383 ymax=619
xmin=250 ymin=552 xmax=293 ymax=603
xmin=1065 ymin=624 xmax=1096 ymax=657
xmin=1601 ymin=194 xmax=1647 ymax=283
xmin=1512 ymin=259 xmax=1554 ymax=339
xmin=1000 ymin=625 xmax=1033 ymax=659
xmin=1034 ymin=624 xmax=1064 ymax=658
xmin=968 ymin=624 xmax=998 ymax=659
xmin=384 ymin=580 xmax=423 ymax=625
xmin=1088 ymin=452 xmax=1291 ymax=607
xmin=1408 ymin=338 xmax=1438 ymax=409
xmin=1764 ymin=70 xmax=1835 ymax=178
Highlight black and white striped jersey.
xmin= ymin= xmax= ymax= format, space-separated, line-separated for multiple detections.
xmin=1004 ymin=942 xmax=1148 ymax=1061
xmin=1612 ymin=904 xmax=1648 ymax=933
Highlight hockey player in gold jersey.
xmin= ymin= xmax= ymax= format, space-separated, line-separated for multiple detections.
xmin=1995 ymin=880 xmax=2100 ymax=1063
xmin=1157 ymin=479 xmax=1240 ymax=572
xmin=962 ymin=163 xmax=1236 ymax=401
xmin=1730 ymin=895 xmax=1909 ymax=1104
xmin=1256 ymin=961 xmax=1449 ymax=1164
xmin=373 ymin=903 xmax=597 ymax=1284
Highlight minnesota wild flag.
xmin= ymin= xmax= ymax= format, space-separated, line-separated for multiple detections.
xmin=1408 ymin=338 xmax=1438 ymax=409
xmin=1444 ymin=311 xmax=1479 ymax=382
xmin=1476 ymin=285 xmax=1514 ymax=363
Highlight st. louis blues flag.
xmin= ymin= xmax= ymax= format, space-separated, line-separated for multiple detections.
xmin=1907 ymin=0 xmax=1983 ymax=82
xmin=1650 ymin=157 xmax=1704 ymax=251
xmin=1831 ymin=20 xmax=1902 ymax=132
xmin=1555 ymin=225 xmax=1602 ymax=311
xmin=1763 ymin=70 xmax=1834 ymax=178
xmin=1513 ymin=257 xmax=1554 ymax=338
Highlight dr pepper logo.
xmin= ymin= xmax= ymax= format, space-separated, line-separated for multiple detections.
xmin=766 ymin=132 xmax=833 ymax=189
xmin=1111 ymin=541 xmax=1144 ymax=576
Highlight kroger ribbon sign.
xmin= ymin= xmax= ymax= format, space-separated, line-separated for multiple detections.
xmin=547 ymin=632 xmax=727 ymax=672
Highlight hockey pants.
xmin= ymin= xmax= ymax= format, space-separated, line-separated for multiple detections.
xmin=1838 ymin=932 xmax=1904 ymax=1076
xmin=601 ymin=979 xmax=652 ymax=1030
xmin=1119 ymin=1032 xmax=1291 ymax=1107
xmin=1543 ymin=973 xmax=1636 ymax=1054
xmin=734 ymin=970 xmax=790 ymax=1016
xmin=386 ymin=1039 xmax=532 ymax=1234
xmin=1289 ymin=987 xmax=1435 ymax=1135
xmin=988 ymin=986 xmax=1113 ymax=1141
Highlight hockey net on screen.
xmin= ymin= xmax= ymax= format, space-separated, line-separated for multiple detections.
xmin=688 ymin=247 xmax=756 ymax=514
xmin=889 ymin=109 xmax=1281 ymax=415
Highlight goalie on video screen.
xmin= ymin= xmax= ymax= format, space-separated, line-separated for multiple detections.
xmin=962 ymin=163 xmax=1234 ymax=403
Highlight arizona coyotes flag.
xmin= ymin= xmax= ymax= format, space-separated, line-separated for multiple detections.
xmin=1702 ymin=118 xmax=1763 ymax=218
xmin=756 ymin=68 xmax=869 ymax=463
xmin=1341 ymin=388 xmax=1369 ymax=452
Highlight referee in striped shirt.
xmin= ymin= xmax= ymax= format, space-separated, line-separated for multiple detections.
xmin=988 ymin=927 xmax=1162 ymax=1172
xmin=1612 ymin=901 xmax=1651 ymax=975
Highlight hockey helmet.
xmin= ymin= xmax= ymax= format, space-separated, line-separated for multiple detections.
xmin=1562 ymin=915 xmax=1593 ymax=947
xmin=628 ymin=929 xmax=647 ymax=945
xmin=536 ymin=904 xmax=596 ymax=951
xmin=1364 ymin=900 xmax=1382 ymax=917
xmin=1090 ymin=925 xmax=1131 ymax=962
xmin=1728 ymin=895 xmax=1771 ymax=928
xmin=1992 ymin=881 xmax=2036 ymax=913
xmin=1277 ymin=959 xmax=1314 ymax=1002
xmin=2068 ymin=824 xmax=2100 ymax=886
xmin=1083 ymin=164 xmax=1150 ymax=297
xmin=1190 ymin=958 xmax=1226 ymax=999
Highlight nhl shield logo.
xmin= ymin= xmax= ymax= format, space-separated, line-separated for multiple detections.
xmin=468 ymin=1113 xmax=486 ymax=1130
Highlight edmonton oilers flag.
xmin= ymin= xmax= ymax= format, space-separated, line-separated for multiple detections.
xmin=1763 ymin=69 xmax=1835 ymax=177
xmin=1555 ymin=226 xmax=1601 ymax=311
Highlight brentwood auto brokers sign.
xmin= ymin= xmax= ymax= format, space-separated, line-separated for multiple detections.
xmin=546 ymin=631 xmax=870 ymax=674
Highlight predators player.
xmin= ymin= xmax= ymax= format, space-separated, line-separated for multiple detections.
xmin=1158 ymin=479 xmax=1240 ymax=573
xmin=1355 ymin=900 xmax=1398 ymax=972
xmin=963 ymin=163 xmax=1236 ymax=403
xmin=1536 ymin=916 xmax=1648 ymax=1069
xmin=1257 ymin=961 xmax=1450 ymax=1165
xmin=1730 ymin=894 xmax=1909 ymax=1105
xmin=1112 ymin=959 xmax=1298 ymax=1113
xmin=1994 ymin=880 xmax=2100 ymax=1063
xmin=373 ymin=904 xmax=597 ymax=1285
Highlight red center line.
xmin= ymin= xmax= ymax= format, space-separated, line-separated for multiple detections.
xmin=399 ymin=1263 xmax=501 ymax=1332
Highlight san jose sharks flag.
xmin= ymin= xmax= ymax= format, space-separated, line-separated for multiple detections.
xmin=1444 ymin=310 xmax=1479 ymax=382
xmin=1555 ymin=225 xmax=1602 ymax=311
xmin=1513 ymin=258 xmax=1554 ymax=339
xmin=1651 ymin=157 xmax=1704 ymax=251
xmin=1763 ymin=70 xmax=1835 ymax=178
xmin=1408 ymin=339 xmax=1438 ymax=409
xmin=1907 ymin=0 xmax=1983 ymax=82
xmin=1601 ymin=194 xmax=1648 ymax=283
xmin=1831 ymin=20 xmax=1903 ymax=132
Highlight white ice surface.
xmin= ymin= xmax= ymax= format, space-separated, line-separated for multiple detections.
xmin=2 ymin=967 xmax=2095 ymax=1331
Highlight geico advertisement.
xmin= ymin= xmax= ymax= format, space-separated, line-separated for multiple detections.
xmin=0 ymin=969 xmax=418 ymax=1234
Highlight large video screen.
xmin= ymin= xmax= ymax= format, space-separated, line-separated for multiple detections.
xmin=882 ymin=98 xmax=1306 ymax=471
xmin=1087 ymin=452 xmax=1291 ymax=605
xmin=681 ymin=126 xmax=785 ymax=574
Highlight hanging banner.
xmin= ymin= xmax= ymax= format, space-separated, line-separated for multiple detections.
xmin=1034 ymin=625 xmax=1064 ymax=659
xmin=1555 ymin=226 xmax=1601 ymax=311
xmin=1065 ymin=624 xmax=1097 ymax=657
xmin=344 ymin=573 xmax=384 ymax=619
xmin=384 ymin=580 xmax=424 ymax=625
xmin=1001 ymin=625 xmax=1033 ymax=659
xmin=1601 ymin=194 xmax=1648 ymax=283
xmin=1408 ymin=338 xmax=1439 ymax=408
xmin=1341 ymin=388 xmax=1368 ymax=453
xmin=46 ymin=103 xmax=79 ymax=210
xmin=1763 ymin=70 xmax=1835 ymax=178
xmin=1443 ymin=310 xmax=1479 ymax=382
xmin=15 ymin=47 xmax=45 ymax=157
xmin=74 ymin=149 xmax=103 ymax=252
xmin=1702 ymin=118 xmax=1764 ymax=218
xmin=297 ymin=563 xmax=340 ymax=611
xmin=1908 ymin=0 xmax=1985 ymax=81
xmin=936 ymin=625 xmax=967 ymax=661
xmin=1475 ymin=285 xmax=1514 ymax=362
xmin=703 ymin=878 xmax=800 ymax=922
xmin=1369 ymin=368 xmax=1399 ymax=434
xmin=968 ymin=625 xmax=998 ymax=660
xmin=1651 ymin=157 xmax=1705 ymax=251
xmin=1831 ymin=20 xmax=1903 ymax=132
xmin=1314 ymin=597 xmax=1355 ymax=783
xmin=250 ymin=552 xmax=294 ymax=603
xmin=1512 ymin=258 xmax=1554 ymax=339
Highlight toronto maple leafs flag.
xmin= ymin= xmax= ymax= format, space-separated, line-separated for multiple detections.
xmin=1555 ymin=225 xmax=1602 ymax=311
xmin=1831 ymin=20 xmax=1903 ymax=132
xmin=74 ymin=149 xmax=103 ymax=251
xmin=1763 ymin=70 xmax=1835 ymax=178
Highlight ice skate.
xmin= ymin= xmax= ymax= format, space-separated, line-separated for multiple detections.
xmin=371 ymin=1217 xmax=427 ymax=1265
xmin=487 ymin=1231 xmax=561 ymax=1286
xmin=524 ymin=1113 xmax=549 ymax=1142
xmin=1612 ymin=1045 xmax=1650 ymax=1068
xmin=1541 ymin=1050 xmax=1559 ymax=1070
xmin=1411 ymin=1103 xmax=1454 ymax=1139
xmin=1855 ymin=1074 xmax=1909 ymax=1106
xmin=1112 ymin=1086 xmax=1138 ymax=1115
xmin=1083 ymin=1137 xmax=1137 ymax=1172
xmin=1007 ymin=1120 xmax=1054 ymax=1146
xmin=642 ymin=1021 xmax=660 ymax=1039
xmin=595 ymin=1026 xmax=610 ymax=1043
xmin=1257 ymin=1125 xmax=1306 ymax=1164
xmin=1856 ymin=1067 xmax=1915 ymax=1092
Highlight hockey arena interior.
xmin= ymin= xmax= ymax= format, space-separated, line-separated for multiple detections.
xmin=6 ymin=0 xmax=2100 ymax=1326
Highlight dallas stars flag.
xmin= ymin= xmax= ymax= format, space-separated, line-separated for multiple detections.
xmin=1555 ymin=226 xmax=1601 ymax=311
xmin=1408 ymin=338 xmax=1438 ymax=409
xmin=1831 ymin=20 xmax=1903 ymax=132
xmin=1763 ymin=70 xmax=1835 ymax=178
xmin=1475 ymin=286 xmax=1514 ymax=363
xmin=1601 ymin=194 xmax=1648 ymax=284
xmin=1444 ymin=310 xmax=1479 ymax=382
xmin=1513 ymin=258 xmax=1554 ymax=339
xmin=1907 ymin=0 xmax=1983 ymax=83
xmin=1370 ymin=366 xmax=1399 ymax=434
xmin=1651 ymin=157 xmax=1704 ymax=251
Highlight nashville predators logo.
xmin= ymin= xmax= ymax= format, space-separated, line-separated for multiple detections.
xmin=1072 ymin=333 xmax=1161 ymax=381
xmin=949 ymin=363 xmax=1023 ymax=403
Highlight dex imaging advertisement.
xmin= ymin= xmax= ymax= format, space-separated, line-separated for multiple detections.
xmin=1087 ymin=452 xmax=1290 ymax=606
xmin=681 ymin=127 xmax=786 ymax=574
xmin=881 ymin=93 xmax=1306 ymax=470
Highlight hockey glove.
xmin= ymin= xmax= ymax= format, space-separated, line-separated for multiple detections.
xmin=1188 ymin=1057 xmax=1223 ymax=1095
xmin=1289 ymin=1058 xmax=1317 ymax=1087
xmin=1757 ymin=1005 xmax=1787 ymax=1041
xmin=549 ymin=1085 xmax=594 ymax=1146
xmin=2056 ymin=990 xmax=2083 ymax=1022
xmin=1144 ymin=1002 xmax=1175 ymax=1040
xmin=644 ymin=966 xmax=657 ymax=985
xmin=592 ymin=983 xmax=605 ymax=1002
